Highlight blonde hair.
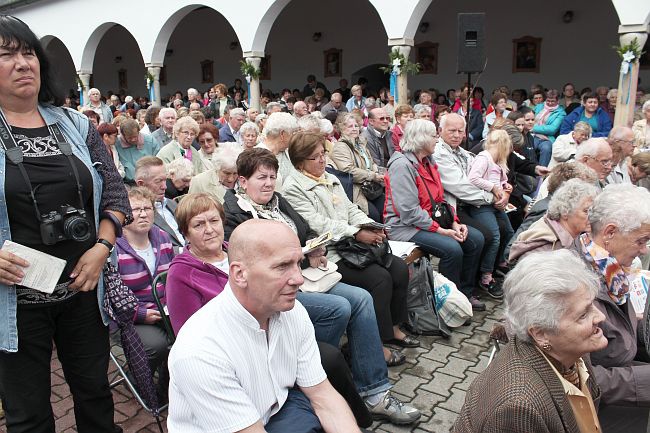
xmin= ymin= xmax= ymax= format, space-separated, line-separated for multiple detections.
xmin=484 ymin=129 xmax=511 ymax=172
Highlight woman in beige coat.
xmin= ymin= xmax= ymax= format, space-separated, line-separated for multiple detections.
xmin=633 ymin=100 xmax=650 ymax=149
xmin=331 ymin=113 xmax=385 ymax=222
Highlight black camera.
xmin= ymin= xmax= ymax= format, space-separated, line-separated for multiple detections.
xmin=40 ymin=205 xmax=92 ymax=245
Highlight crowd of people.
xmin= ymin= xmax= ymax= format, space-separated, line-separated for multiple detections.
xmin=4 ymin=13 xmax=650 ymax=433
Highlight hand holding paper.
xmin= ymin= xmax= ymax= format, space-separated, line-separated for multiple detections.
xmin=1 ymin=240 xmax=66 ymax=293
xmin=0 ymin=247 xmax=29 ymax=285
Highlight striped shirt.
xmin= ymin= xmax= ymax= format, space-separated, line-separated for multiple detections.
xmin=116 ymin=227 xmax=174 ymax=323
xmin=167 ymin=284 xmax=326 ymax=432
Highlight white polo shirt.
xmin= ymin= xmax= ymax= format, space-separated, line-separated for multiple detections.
xmin=167 ymin=284 xmax=326 ymax=433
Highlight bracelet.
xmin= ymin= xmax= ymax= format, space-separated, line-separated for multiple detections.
xmin=100 ymin=211 xmax=123 ymax=238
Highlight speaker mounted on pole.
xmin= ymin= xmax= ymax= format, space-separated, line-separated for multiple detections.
xmin=457 ymin=13 xmax=486 ymax=74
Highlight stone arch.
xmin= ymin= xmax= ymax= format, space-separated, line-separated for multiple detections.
xmin=368 ymin=0 xmax=432 ymax=41
xmin=248 ymin=0 xmax=292 ymax=54
xmin=41 ymin=35 xmax=77 ymax=97
xmin=80 ymin=22 xmax=144 ymax=74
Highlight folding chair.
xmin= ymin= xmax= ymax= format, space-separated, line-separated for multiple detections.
xmin=108 ymin=271 xmax=174 ymax=433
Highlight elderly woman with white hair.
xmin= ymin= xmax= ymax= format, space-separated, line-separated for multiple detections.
xmin=258 ymin=112 xmax=299 ymax=187
xmin=509 ymin=179 xmax=599 ymax=262
xmin=413 ymin=104 xmax=432 ymax=120
xmin=454 ymin=249 xmax=606 ymax=433
xmin=239 ymin=121 xmax=260 ymax=149
xmin=346 ymin=84 xmax=366 ymax=112
xmin=156 ymin=116 xmax=206 ymax=175
xmin=165 ymin=158 xmax=193 ymax=200
xmin=188 ymin=142 xmax=242 ymax=203
xmin=633 ymin=100 xmax=650 ymax=149
xmin=384 ymin=119 xmax=485 ymax=306
xmin=575 ymin=184 xmax=650 ymax=432
xmin=549 ymin=121 xmax=592 ymax=169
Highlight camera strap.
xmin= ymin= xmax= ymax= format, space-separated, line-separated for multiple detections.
xmin=0 ymin=108 xmax=87 ymax=221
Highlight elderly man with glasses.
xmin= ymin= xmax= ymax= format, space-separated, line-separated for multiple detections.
xmin=606 ymin=126 xmax=637 ymax=185
xmin=362 ymin=108 xmax=395 ymax=168
xmin=575 ymin=138 xmax=614 ymax=189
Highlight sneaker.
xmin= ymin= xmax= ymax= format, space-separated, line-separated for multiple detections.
xmin=469 ymin=296 xmax=486 ymax=311
xmin=365 ymin=392 xmax=421 ymax=425
xmin=479 ymin=279 xmax=504 ymax=299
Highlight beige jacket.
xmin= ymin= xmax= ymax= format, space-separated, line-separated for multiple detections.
xmin=282 ymin=170 xmax=372 ymax=263
xmin=156 ymin=140 xmax=207 ymax=176
xmin=330 ymin=138 xmax=380 ymax=215
xmin=633 ymin=119 xmax=650 ymax=149
xmin=188 ymin=170 xmax=227 ymax=204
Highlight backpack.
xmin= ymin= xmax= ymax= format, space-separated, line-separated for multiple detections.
xmin=405 ymin=256 xmax=450 ymax=337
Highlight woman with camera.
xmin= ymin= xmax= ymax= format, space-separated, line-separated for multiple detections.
xmin=0 ymin=16 xmax=130 ymax=433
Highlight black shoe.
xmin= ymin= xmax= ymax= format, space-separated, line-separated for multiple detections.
xmin=479 ymin=280 xmax=504 ymax=299
xmin=469 ymin=296 xmax=486 ymax=311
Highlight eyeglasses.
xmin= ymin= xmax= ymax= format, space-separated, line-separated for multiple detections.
xmin=587 ymin=156 xmax=613 ymax=167
xmin=132 ymin=206 xmax=154 ymax=215
xmin=306 ymin=152 xmax=328 ymax=161
xmin=179 ymin=130 xmax=196 ymax=137
xmin=375 ymin=116 xmax=390 ymax=121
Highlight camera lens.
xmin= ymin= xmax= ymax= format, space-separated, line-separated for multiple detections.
xmin=64 ymin=216 xmax=91 ymax=242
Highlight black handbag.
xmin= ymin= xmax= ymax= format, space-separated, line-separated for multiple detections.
xmin=333 ymin=237 xmax=393 ymax=269
xmin=431 ymin=201 xmax=454 ymax=229
xmin=360 ymin=180 xmax=384 ymax=201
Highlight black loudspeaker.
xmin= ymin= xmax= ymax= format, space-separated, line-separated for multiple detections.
xmin=457 ymin=13 xmax=486 ymax=74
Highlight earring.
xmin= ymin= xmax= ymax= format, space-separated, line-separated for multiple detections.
xmin=542 ymin=342 xmax=552 ymax=351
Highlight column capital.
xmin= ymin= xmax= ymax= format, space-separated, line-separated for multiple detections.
xmin=243 ymin=51 xmax=265 ymax=59
xmin=618 ymin=24 xmax=649 ymax=35
xmin=147 ymin=66 xmax=161 ymax=80
xmin=387 ymin=38 xmax=414 ymax=47
xmin=245 ymin=57 xmax=262 ymax=69
xmin=618 ymin=31 xmax=648 ymax=48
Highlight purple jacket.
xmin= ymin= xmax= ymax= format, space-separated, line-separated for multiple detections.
xmin=166 ymin=246 xmax=229 ymax=334
xmin=116 ymin=228 xmax=174 ymax=324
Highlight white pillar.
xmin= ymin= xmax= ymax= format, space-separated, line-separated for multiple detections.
xmin=388 ymin=38 xmax=414 ymax=106
xmin=147 ymin=65 xmax=162 ymax=107
xmin=614 ymin=31 xmax=648 ymax=127
xmin=78 ymin=72 xmax=91 ymax=108
xmin=244 ymin=56 xmax=262 ymax=112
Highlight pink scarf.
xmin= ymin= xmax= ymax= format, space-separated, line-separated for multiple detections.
xmin=535 ymin=101 xmax=560 ymax=126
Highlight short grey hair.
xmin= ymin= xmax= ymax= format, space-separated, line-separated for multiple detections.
xmin=575 ymin=138 xmax=607 ymax=159
xmin=212 ymin=142 xmax=242 ymax=172
xmin=401 ymin=118 xmax=437 ymax=153
xmin=159 ymin=107 xmax=176 ymax=119
xmin=589 ymin=183 xmax=650 ymax=234
xmin=166 ymin=157 xmax=193 ymax=179
xmin=229 ymin=108 xmax=245 ymax=118
xmin=255 ymin=113 xmax=268 ymax=129
xmin=547 ymin=179 xmax=599 ymax=221
xmin=413 ymin=104 xmax=432 ymax=117
xmin=439 ymin=112 xmax=466 ymax=130
xmin=266 ymin=102 xmax=282 ymax=113
xmin=643 ymin=99 xmax=650 ymax=113
xmin=239 ymin=121 xmax=259 ymax=136
xmin=504 ymin=249 xmax=600 ymax=342
xmin=573 ymin=121 xmax=592 ymax=135
xmin=187 ymin=88 xmax=199 ymax=97
xmin=297 ymin=114 xmax=321 ymax=132
xmin=263 ymin=112 xmax=299 ymax=138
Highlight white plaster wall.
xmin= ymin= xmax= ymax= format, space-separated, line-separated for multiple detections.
xmin=8 ymin=0 xmax=650 ymax=99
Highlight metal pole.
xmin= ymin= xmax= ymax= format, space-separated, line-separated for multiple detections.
xmin=465 ymin=72 xmax=471 ymax=149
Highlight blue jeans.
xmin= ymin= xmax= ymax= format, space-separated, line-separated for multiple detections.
xmin=411 ymin=227 xmax=484 ymax=297
xmin=298 ymin=284 xmax=391 ymax=397
xmin=467 ymin=205 xmax=514 ymax=273
xmin=533 ymin=136 xmax=553 ymax=167
xmin=266 ymin=388 xmax=323 ymax=433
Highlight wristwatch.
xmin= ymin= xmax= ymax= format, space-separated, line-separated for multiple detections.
xmin=96 ymin=238 xmax=115 ymax=254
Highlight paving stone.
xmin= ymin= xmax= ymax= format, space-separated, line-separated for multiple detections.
xmin=401 ymin=357 xmax=445 ymax=379
xmin=420 ymin=344 xmax=457 ymax=364
xmin=438 ymin=387 xmax=467 ymax=413
xmin=411 ymin=389 xmax=446 ymax=416
xmin=391 ymin=373 xmax=428 ymax=398
xmin=418 ymin=406 xmax=460 ymax=433
xmin=420 ymin=372 xmax=461 ymax=397
xmin=455 ymin=371 xmax=479 ymax=391
xmin=436 ymin=357 xmax=476 ymax=379
xmin=462 ymin=330 xmax=491 ymax=348
xmin=451 ymin=342 xmax=488 ymax=361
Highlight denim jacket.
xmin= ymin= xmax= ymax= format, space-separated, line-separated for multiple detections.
xmin=0 ymin=105 xmax=109 ymax=352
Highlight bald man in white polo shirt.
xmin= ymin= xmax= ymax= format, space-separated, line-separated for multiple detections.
xmin=167 ymin=220 xmax=360 ymax=433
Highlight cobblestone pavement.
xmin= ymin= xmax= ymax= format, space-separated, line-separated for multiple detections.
xmin=0 ymin=298 xmax=502 ymax=433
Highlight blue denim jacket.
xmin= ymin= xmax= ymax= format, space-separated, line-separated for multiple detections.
xmin=0 ymin=105 xmax=108 ymax=352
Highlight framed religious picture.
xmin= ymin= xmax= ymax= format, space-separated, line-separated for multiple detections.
xmin=201 ymin=59 xmax=214 ymax=84
xmin=260 ymin=56 xmax=271 ymax=80
xmin=512 ymin=36 xmax=541 ymax=73
xmin=324 ymin=48 xmax=342 ymax=77
xmin=117 ymin=69 xmax=128 ymax=91
xmin=415 ymin=42 xmax=438 ymax=74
